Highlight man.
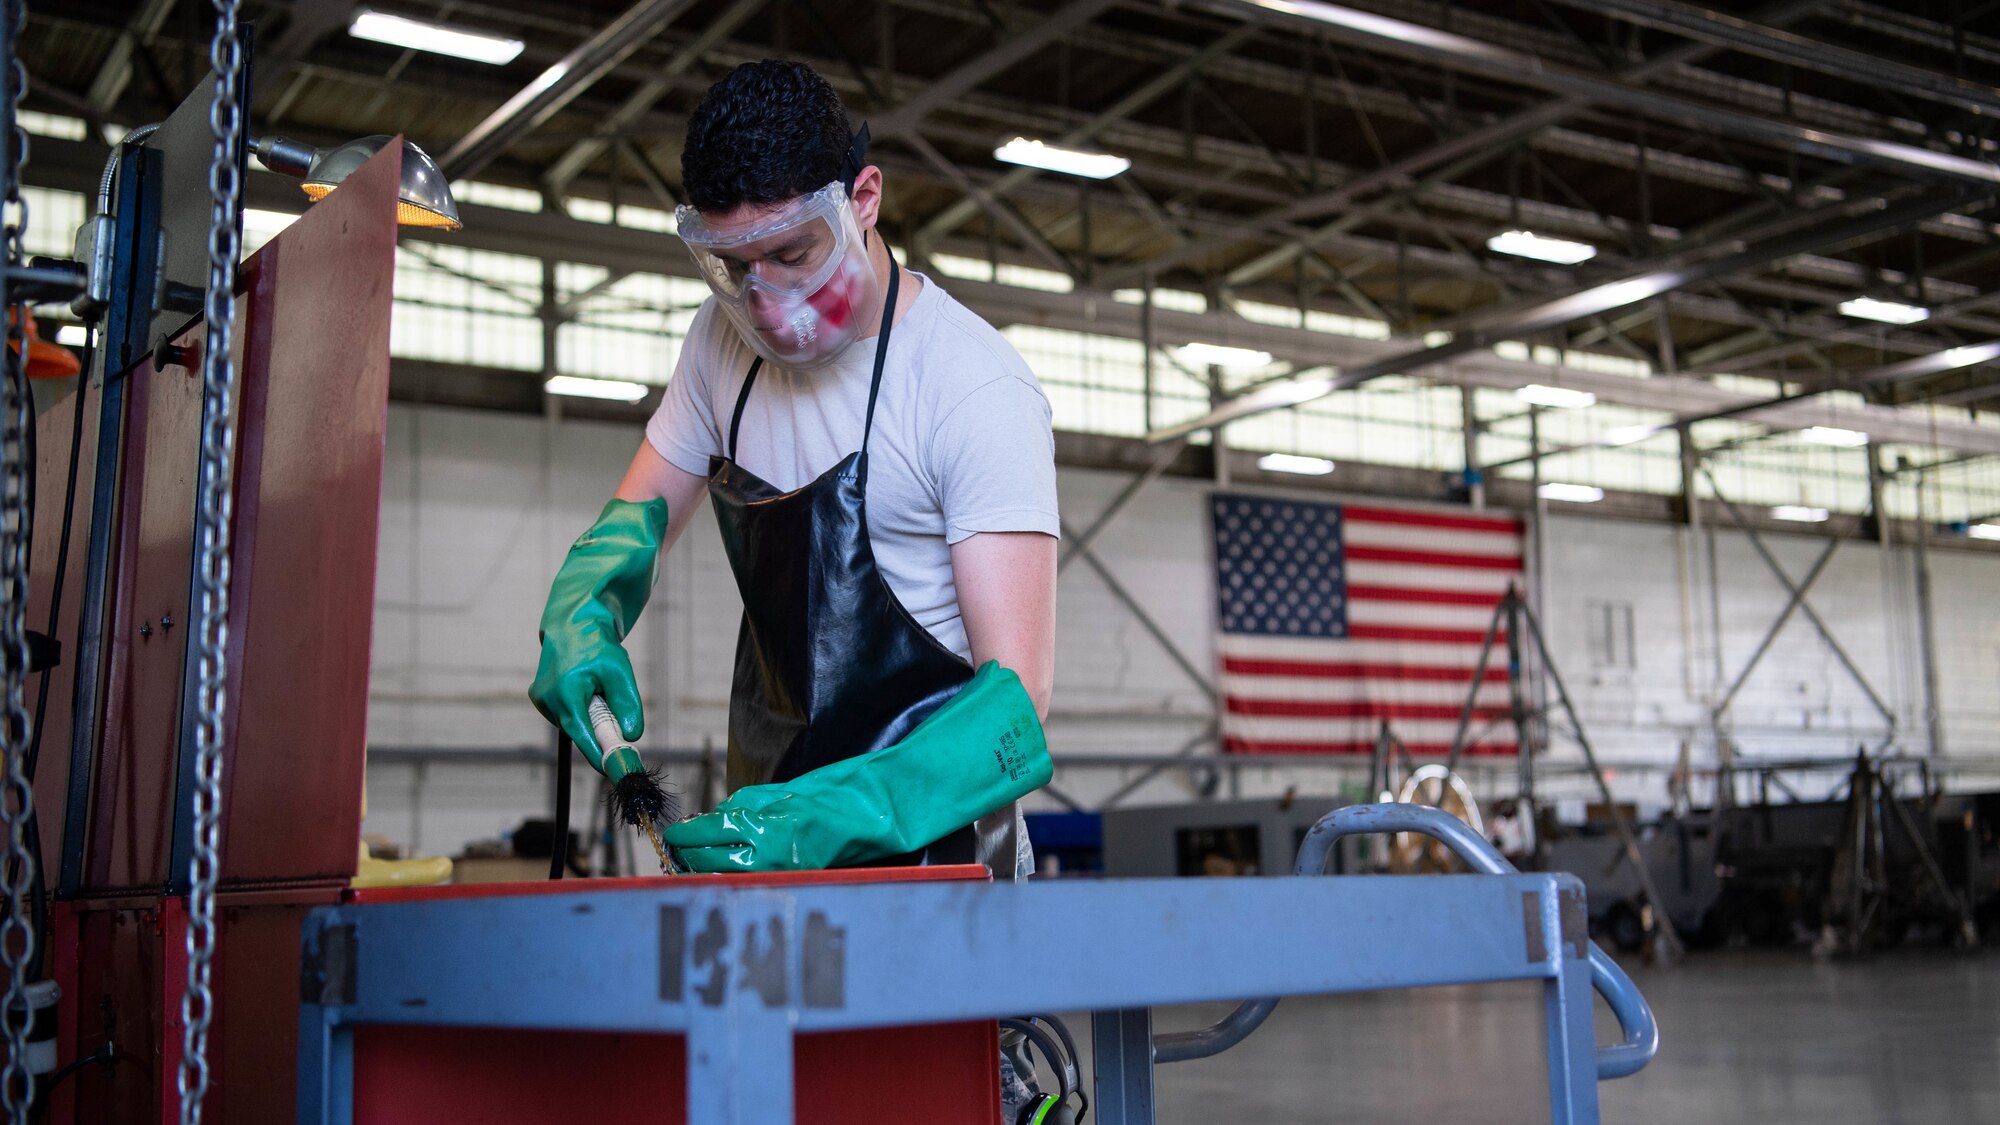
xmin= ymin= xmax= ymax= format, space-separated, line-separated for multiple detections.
xmin=529 ymin=59 xmax=1060 ymax=882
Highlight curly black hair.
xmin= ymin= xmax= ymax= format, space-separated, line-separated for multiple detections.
xmin=681 ymin=60 xmax=855 ymax=213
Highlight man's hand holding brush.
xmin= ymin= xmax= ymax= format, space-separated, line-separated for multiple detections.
xmin=529 ymin=497 xmax=680 ymax=866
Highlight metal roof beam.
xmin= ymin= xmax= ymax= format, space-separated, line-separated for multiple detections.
xmin=902 ymin=133 xmax=1078 ymax=275
xmin=542 ymin=0 xmax=768 ymax=195
xmin=909 ymin=21 xmax=1261 ymax=252
xmin=250 ymin=0 xmax=359 ymax=106
xmin=1181 ymin=0 xmax=2000 ymax=183
xmin=1144 ymin=187 xmax=1980 ymax=441
xmin=1111 ymin=0 xmax=1845 ymax=289
xmin=1572 ymin=0 xmax=2000 ymax=118
xmin=439 ymin=0 xmax=700 ymax=181
xmin=84 ymin=0 xmax=176 ymax=115
xmin=871 ymin=0 xmax=1122 ymax=138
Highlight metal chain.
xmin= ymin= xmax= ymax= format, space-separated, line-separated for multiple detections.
xmin=177 ymin=0 xmax=245 ymax=1120
xmin=0 ymin=0 xmax=36 ymax=1115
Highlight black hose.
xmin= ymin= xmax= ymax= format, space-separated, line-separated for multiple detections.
xmin=550 ymin=730 xmax=573 ymax=880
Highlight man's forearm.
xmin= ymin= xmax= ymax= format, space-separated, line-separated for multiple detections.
xmin=952 ymin=531 xmax=1058 ymax=719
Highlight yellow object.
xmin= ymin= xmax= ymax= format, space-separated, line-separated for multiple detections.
xmin=351 ymin=841 xmax=453 ymax=889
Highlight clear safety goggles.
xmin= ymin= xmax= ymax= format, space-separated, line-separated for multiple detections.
xmin=676 ymin=181 xmax=859 ymax=304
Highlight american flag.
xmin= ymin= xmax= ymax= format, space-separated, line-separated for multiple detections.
xmin=1211 ymin=493 xmax=1524 ymax=756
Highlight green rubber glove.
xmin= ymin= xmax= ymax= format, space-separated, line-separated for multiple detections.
xmin=662 ymin=661 xmax=1051 ymax=873
xmin=529 ymin=497 xmax=668 ymax=777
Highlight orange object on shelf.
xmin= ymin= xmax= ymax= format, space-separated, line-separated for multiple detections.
xmin=8 ymin=308 xmax=81 ymax=380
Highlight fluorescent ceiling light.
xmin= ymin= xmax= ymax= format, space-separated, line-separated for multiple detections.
xmin=1486 ymin=229 xmax=1597 ymax=265
xmin=993 ymin=137 xmax=1130 ymax=179
xmin=1838 ymin=296 xmax=1929 ymax=325
xmin=54 ymin=325 xmax=87 ymax=347
xmin=545 ymin=375 xmax=649 ymax=402
xmin=1257 ymin=453 xmax=1335 ymax=475
xmin=1969 ymin=523 xmax=2000 ymax=541
xmin=1177 ymin=342 xmax=1273 ymax=369
xmin=349 ymin=9 xmax=524 ymax=64
xmin=1937 ymin=343 xmax=2000 ymax=370
xmin=1797 ymin=425 xmax=1870 ymax=448
xmin=1515 ymin=383 xmax=1597 ymax=410
xmin=1772 ymin=505 xmax=1830 ymax=523
xmin=1601 ymin=424 xmax=1657 ymax=447
xmin=1539 ymin=482 xmax=1604 ymax=503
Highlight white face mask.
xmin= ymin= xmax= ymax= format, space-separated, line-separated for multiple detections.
xmin=676 ymin=182 xmax=882 ymax=370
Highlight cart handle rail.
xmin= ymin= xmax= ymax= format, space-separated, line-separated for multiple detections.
xmin=1152 ymin=803 xmax=1661 ymax=1080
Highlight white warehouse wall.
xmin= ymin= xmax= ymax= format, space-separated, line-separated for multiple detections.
xmin=362 ymin=403 xmax=2000 ymax=859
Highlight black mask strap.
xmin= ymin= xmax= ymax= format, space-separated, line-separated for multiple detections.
xmin=839 ymin=123 xmax=871 ymax=192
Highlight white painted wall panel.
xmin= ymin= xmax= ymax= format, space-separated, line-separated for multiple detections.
xmin=362 ymin=405 xmax=2000 ymax=860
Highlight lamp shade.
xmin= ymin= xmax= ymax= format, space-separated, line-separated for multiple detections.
xmin=301 ymin=135 xmax=461 ymax=229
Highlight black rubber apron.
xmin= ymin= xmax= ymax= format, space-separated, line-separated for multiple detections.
xmin=706 ymin=263 xmax=1015 ymax=871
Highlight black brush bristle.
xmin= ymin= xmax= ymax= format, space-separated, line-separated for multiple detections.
xmin=609 ymin=768 xmax=681 ymax=828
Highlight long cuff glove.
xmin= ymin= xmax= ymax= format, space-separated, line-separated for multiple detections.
xmin=662 ymin=661 xmax=1052 ymax=873
xmin=528 ymin=498 xmax=668 ymax=781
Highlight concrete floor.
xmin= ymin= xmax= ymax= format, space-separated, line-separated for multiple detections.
xmin=1092 ymin=949 xmax=2000 ymax=1123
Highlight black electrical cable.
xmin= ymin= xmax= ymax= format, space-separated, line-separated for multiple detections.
xmin=550 ymin=730 xmax=573 ymax=880
xmin=25 ymin=326 xmax=91 ymax=785
xmin=40 ymin=1038 xmax=113 ymax=1092
xmin=8 ymin=323 xmax=90 ymax=983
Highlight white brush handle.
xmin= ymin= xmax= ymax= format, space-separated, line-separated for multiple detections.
xmin=586 ymin=695 xmax=632 ymax=754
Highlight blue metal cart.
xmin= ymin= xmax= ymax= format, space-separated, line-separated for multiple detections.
xmin=298 ymin=804 xmax=1657 ymax=1123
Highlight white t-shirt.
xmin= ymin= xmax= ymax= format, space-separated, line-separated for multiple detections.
xmin=646 ymin=270 xmax=1061 ymax=660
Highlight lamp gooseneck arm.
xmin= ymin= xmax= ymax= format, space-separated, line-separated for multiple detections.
xmin=250 ymin=135 xmax=319 ymax=179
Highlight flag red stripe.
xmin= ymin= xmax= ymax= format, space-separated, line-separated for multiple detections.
xmin=1341 ymin=505 xmax=1522 ymax=534
xmin=1346 ymin=584 xmax=1505 ymax=607
xmin=1222 ymin=658 xmax=1509 ymax=683
xmin=1348 ymin=623 xmax=1506 ymax=645
xmin=1222 ymin=737 xmax=1519 ymax=756
xmin=1345 ymin=545 xmax=1524 ymax=571
xmin=1226 ymin=699 xmax=1511 ymax=721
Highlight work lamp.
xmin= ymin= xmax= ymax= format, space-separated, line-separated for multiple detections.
xmin=254 ymin=134 xmax=462 ymax=230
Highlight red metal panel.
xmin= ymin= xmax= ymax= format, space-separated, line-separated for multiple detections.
xmin=351 ymin=1022 xmax=1002 ymax=1125
xmin=206 ymin=894 xmax=344 ymax=1122
xmin=216 ymin=139 xmax=400 ymax=886
xmin=63 ymin=903 xmax=170 ymax=1122
xmin=86 ymin=335 xmax=205 ymax=892
xmin=51 ymin=138 xmax=403 ymax=1122
xmin=56 ymin=890 xmax=344 ymax=1125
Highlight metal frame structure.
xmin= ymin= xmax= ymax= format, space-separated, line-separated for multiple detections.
xmin=25 ymin=0 xmax=2000 ymax=411
xmin=297 ymin=804 xmax=1658 ymax=1125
